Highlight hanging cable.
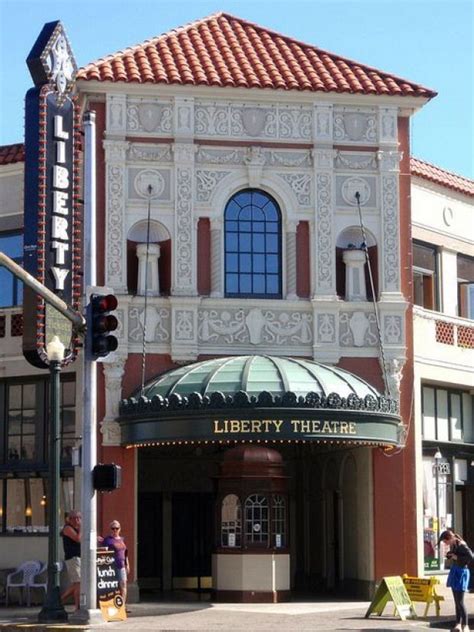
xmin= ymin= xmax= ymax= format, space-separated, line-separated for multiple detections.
xmin=140 ymin=185 xmax=153 ymax=397
xmin=354 ymin=191 xmax=391 ymax=398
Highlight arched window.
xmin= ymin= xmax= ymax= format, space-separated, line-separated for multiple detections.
xmin=221 ymin=494 xmax=241 ymax=547
xmin=244 ymin=494 xmax=269 ymax=545
xmin=224 ymin=189 xmax=282 ymax=298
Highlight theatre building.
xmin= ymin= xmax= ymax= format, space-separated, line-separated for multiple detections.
xmin=5 ymin=12 xmax=470 ymax=603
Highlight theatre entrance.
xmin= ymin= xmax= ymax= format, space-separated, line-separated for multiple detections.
xmin=136 ymin=443 xmax=372 ymax=600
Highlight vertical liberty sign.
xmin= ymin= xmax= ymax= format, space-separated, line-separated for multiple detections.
xmin=23 ymin=21 xmax=81 ymax=368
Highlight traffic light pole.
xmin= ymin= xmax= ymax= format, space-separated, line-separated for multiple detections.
xmin=73 ymin=111 xmax=102 ymax=624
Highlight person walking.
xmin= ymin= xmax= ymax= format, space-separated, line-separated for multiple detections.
xmin=438 ymin=529 xmax=473 ymax=632
xmin=60 ymin=510 xmax=81 ymax=610
xmin=102 ymin=520 xmax=130 ymax=610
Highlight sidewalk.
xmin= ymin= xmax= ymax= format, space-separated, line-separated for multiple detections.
xmin=0 ymin=585 xmax=472 ymax=631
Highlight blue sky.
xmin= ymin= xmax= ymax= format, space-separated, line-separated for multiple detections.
xmin=0 ymin=0 xmax=472 ymax=177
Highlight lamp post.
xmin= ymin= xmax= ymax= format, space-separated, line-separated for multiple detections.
xmin=433 ymin=449 xmax=443 ymax=570
xmin=38 ymin=336 xmax=68 ymax=623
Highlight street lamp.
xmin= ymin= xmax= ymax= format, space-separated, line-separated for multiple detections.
xmin=38 ymin=336 xmax=68 ymax=623
xmin=433 ymin=449 xmax=443 ymax=570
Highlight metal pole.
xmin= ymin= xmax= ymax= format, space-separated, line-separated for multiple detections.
xmin=74 ymin=110 xmax=102 ymax=624
xmin=38 ymin=359 xmax=68 ymax=622
xmin=0 ymin=251 xmax=85 ymax=331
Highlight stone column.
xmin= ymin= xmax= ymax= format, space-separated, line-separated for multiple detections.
xmin=286 ymin=220 xmax=298 ymax=300
xmin=343 ymin=248 xmax=367 ymax=301
xmin=136 ymin=243 xmax=161 ymax=296
xmin=103 ymin=140 xmax=129 ymax=292
xmin=210 ymin=218 xmax=223 ymax=297
xmin=100 ymin=357 xmax=126 ymax=447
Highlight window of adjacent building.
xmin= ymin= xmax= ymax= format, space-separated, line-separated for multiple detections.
xmin=0 ymin=476 xmax=73 ymax=533
xmin=421 ymin=385 xmax=468 ymax=442
xmin=0 ymin=376 xmax=75 ymax=533
xmin=457 ymin=254 xmax=474 ymax=319
xmin=413 ymin=241 xmax=438 ymax=310
xmin=224 ymin=189 xmax=282 ymax=298
xmin=0 ymin=231 xmax=23 ymax=307
xmin=221 ymin=494 xmax=241 ymax=547
xmin=244 ymin=494 xmax=269 ymax=544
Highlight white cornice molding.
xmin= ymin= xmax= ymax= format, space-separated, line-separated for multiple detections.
xmin=76 ymin=80 xmax=431 ymax=112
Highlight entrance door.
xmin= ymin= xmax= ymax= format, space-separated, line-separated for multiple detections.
xmin=137 ymin=492 xmax=163 ymax=592
xmin=172 ymin=492 xmax=214 ymax=591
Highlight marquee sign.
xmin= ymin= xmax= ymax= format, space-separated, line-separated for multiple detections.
xmin=23 ymin=21 xmax=82 ymax=368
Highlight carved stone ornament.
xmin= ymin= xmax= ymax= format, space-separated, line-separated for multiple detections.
xmin=127 ymin=102 xmax=173 ymax=134
xmin=108 ymin=95 xmax=126 ymax=133
xmin=100 ymin=420 xmax=122 ymax=447
xmin=128 ymin=144 xmax=172 ymax=162
xmin=134 ymin=169 xmax=165 ymax=198
xmin=340 ymin=312 xmax=378 ymax=347
xmin=198 ymin=307 xmax=313 ymax=346
xmin=242 ymin=108 xmax=267 ymax=136
xmin=334 ymin=110 xmax=377 ymax=143
xmin=315 ymin=172 xmax=334 ymax=292
xmin=383 ymin=358 xmax=405 ymax=400
xmin=129 ymin=306 xmax=170 ymax=343
xmin=384 ymin=315 xmax=402 ymax=344
xmin=334 ymin=152 xmax=377 ymax=171
xmin=196 ymin=147 xmax=245 ymax=164
xmin=196 ymin=170 xmax=231 ymax=202
xmin=381 ymin=174 xmax=400 ymax=291
xmin=316 ymin=314 xmax=336 ymax=343
xmin=278 ymin=172 xmax=312 ymax=206
xmin=341 ymin=177 xmax=371 ymax=206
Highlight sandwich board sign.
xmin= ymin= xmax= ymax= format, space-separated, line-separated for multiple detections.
xmin=96 ymin=549 xmax=127 ymax=622
xmin=365 ymin=576 xmax=417 ymax=621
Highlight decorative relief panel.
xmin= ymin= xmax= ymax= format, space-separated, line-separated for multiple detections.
xmin=316 ymin=314 xmax=336 ymax=343
xmin=194 ymin=102 xmax=312 ymax=140
xmin=340 ymin=311 xmax=378 ymax=347
xmin=107 ymin=94 xmax=126 ymax=134
xmin=104 ymin=141 xmax=129 ymax=288
xmin=276 ymin=172 xmax=312 ymax=207
xmin=335 ymin=175 xmax=377 ymax=208
xmin=334 ymin=151 xmax=377 ymax=171
xmin=314 ymin=104 xmax=333 ymax=142
xmin=128 ymin=168 xmax=171 ymax=200
xmin=174 ymin=309 xmax=195 ymax=341
xmin=128 ymin=306 xmax=170 ymax=343
xmin=377 ymin=150 xmax=402 ymax=172
xmin=383 ymin=315 xmax=403 ymax=344
xmin=128 ymin=144 xmax=172 ymax=162
xmin=381 ymin=174 xmax=400 ymax=291
xmin=379 ymin=107 xmax=398 ymax=145
xmin=127 ymin=101 xmax=173 ymax=134
xmin=175 ymin=166 xmax=194 ymax=292
xmin=196 ymin=170 xmax=231 ymax=202
xmin=198 ymin=307 xmax=313 ymax=346
xmin=333 ymin=109 xmax=378 ymax=144
xmin=315 ymin=172 xmax=334 ymax=292
xmin=196 ymin=147 xmax=246 ymax=165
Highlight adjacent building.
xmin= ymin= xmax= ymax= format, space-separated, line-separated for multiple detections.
xmin=0 ymin=12 xmax=472 ymax=603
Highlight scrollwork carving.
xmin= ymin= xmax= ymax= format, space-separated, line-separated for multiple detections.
xmin=277 ymin=172 xmax=312 ymax=206
xmin=196 ymin=170 xmax=231 ymax=202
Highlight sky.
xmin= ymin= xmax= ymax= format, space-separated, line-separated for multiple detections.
xmin=0 ymin=0 xmax=472 ymax=178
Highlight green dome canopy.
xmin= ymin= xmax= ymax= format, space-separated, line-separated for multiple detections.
xmin=138 ymin=355 xmax=381 ymax=401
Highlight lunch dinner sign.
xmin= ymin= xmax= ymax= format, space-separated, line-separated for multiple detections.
xmin=23 ymin=21 xmax=82 ymax=368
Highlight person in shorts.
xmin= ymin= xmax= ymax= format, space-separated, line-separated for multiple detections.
xmin=61 ymin=510 xmax=81 ymax=610
xmin=102 ymin=520 xmax=130 ymax=609
xmin=438 ymin=529 xmax=473 ymax=632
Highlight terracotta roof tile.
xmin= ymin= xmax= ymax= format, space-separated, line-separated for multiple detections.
xmin=0 ymin=143 xmax=24 ymax=166
xmin=410 ymin=157 xmax=474 ymax=197
xmin=77 ymin=12 xmax=436 ymax=98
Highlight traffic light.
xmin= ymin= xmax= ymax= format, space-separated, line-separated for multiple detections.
xmin=88 ymin=293 xmax=118 ymax=360
xmin=93 ymin=464 xmax=122 ymax=492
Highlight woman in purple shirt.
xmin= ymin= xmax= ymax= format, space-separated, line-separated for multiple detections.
xmin=102 ymin=520 xmax=130 ymax=608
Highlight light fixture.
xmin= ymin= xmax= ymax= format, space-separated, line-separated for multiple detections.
xmin=46 ymin=335 xmax=65 ymax=363
xmin=25 ymin=507 xmax=33 ymax=517
xmin=40 ymin=495 xmax=47 ymax=507
xmin=434 ymin=449 xmax=443 ymax=461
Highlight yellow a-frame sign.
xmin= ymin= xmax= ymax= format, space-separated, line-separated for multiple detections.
xmin=365 ymin=576 xmax=417 ymax=621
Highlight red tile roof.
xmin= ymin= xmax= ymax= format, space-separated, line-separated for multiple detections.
xmin=77 ymin=12 xmax=436 ymax=98
xmin=0 ymin=143 xmax=24 ymax=166
xmin=410 ymin=157 xmax=474 ymax=198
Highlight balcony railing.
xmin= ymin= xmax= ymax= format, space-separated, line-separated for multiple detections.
xmin=414 ymin=306 xmax=474 ymax=350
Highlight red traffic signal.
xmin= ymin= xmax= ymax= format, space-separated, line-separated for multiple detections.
xmin=88 ymin=293 xmax=119 ymax=360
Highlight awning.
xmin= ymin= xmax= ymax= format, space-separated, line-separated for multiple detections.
xmin=119 ymin=356 xmax=402 ymax=448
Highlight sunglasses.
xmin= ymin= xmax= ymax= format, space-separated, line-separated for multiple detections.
xmin=111 ymin=526 xmax=120 ymax=530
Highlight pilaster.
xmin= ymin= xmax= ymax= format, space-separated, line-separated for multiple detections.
xmin=285 ymin=220 xmax=298 ymax=300
xmin=100 ymin=357 xmax=126 ymax=446
xmin=210 ymin=217 xmax=223 ymax=298
xmin=103 ymin=140 xmax=130 ymax=292
xmin=172 ymin=142 xmax=197 ymax=296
